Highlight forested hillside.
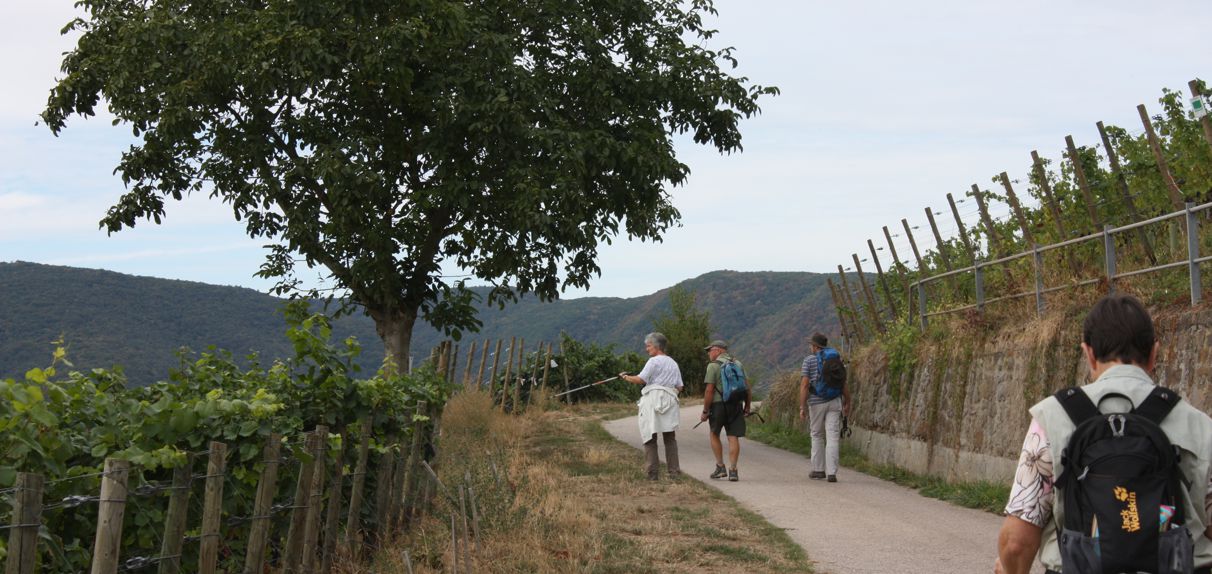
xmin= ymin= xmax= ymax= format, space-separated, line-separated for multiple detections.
xmin=0 ymin=262 xmax=841 ymax=386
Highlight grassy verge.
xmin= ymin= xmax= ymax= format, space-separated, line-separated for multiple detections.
xmin=358 ymin=394 xmax=813 ymax=573
xmin=747 ymin=416 xmax=1009 ymax=514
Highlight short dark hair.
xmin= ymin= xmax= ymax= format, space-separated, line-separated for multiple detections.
xmin=811 ymin=332 xmax=828 ymax=348
xmin=1082 ymin=294 xmax=1155 ymax=366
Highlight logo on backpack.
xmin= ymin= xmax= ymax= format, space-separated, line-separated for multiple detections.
xmin=718 ymin=359 xmax=748 ymax=404
xmin=813 ymin=347 xmax=846 ymax=401
xmin=1053 ymin=386 xmax=1193 ymax=574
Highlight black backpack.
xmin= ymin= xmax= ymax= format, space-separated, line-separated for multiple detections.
xmin=1053 ymin=386 xmax=1194 ymax=574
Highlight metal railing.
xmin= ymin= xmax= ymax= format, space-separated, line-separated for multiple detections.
xmin=912 ymin=201 xmax=1212 ymax=329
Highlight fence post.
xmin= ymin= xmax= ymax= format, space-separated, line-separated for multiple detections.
xmin=512 ymin=338 xmax=525 ymax=412
xmin=924 ymin=207 xmax=954 ymax=274
xmin=198 ymin=442 xmax=228 ymax=574
xmin=541 ymin=344 xmax=553 ymax=390
xmin=462 ymin=342 xmax=476 ymax=387
xmin=243 ymin=435 xmax=282 ymax=574
xmin=1033 ymin=244 xmax=1045 ymax=317
xmin=882 ymin=226 xmax=912 ymax=311
xmin=1188 ymin=202 xmax=1202 ymax=306
xmin=500 ymin=338 xmax=516 ymax=409
xmin=400 ymin=403 xmax=427 ymax=525
xmin=6 ymin=472 xmax=44 ymax=574
xmin=826 ymin=278 xmax=854 ymax=347
xmin=1104 ymin=224 xmax=1117 ymax=293
xmin=157 ymin=455 xmax=193 ymax=574
xmin=90 ymin=458 xmax=130 ymax=574
xmin=1000 ymin=172 xmax=1036 ymax=246
xmin=946 ymin=193 xmax=977 ymax=263
xmin=1030 ymin=151 xmax=1072 ymax=241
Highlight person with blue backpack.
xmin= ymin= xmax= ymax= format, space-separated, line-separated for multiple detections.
xmin=799 ymin=332 xmax=850 ymax=483
xmin=700 ymin=339 xmax=751 ymax=482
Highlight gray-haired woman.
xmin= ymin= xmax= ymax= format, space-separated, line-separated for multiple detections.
xmin=619 ymin=332 xmax=683 ymax=480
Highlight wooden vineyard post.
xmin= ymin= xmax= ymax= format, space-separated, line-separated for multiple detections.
xmin=1030 ymin=151 xmax=1071 ymax=240
xmin=946 ymin=193 xmax=977 ymax=263
xmin=1098 ymin=121 xmax=1156 ymax=264
xmin=90 ymin=459 xmax=131 ymax=574
xmin=1191 ymin=79 xmax=1212 ymax=151
xmin=924 ymin=207 xmax=954 ymax=273
xmin=400 ymin=403 xmax=427 ymax=524
xmin=851 ymin=253 xmax=884 ymax=334
xmin=971 ymin=184 xmax=1003 ymax=256
xmin=1065 ymin=135 xmax=1104 ymax=230
xmin=1137 ymin=105 xmax=1185 ymax=211
xmin=541 ymin=343 xmax=553 ymax=391
xmin=488 ymin=339 xmax=503 ymax=397
xmin=158 ymin=455 xmax=193 ymax=574
xmin=500 ymin=338 xmax=516 ymax=410
xmin=284 ymin=430 xmax=323 ymax=574
xmin=198 ymin=442 xmax=228 ymax=574
xmin=512 ymin=338 xmax=525 ymax=412
xmin=867 ymin=239 xmax=898 ymax=319
xmin=243 ymin=435 xmax=282 ymax=574
xmin=372 ymin=448 xmax=397 ymax=540
xmin=560 ymin=339 xmax=571 ymax=402
xmin=835 ymin=265 xmax=867 ymax=342
xmin=5 ymin=472 xmax=44 ymax=574
xmin=320 ymin=438 xmax=345 ymax=574
xmin=999 ymin=172 xmax=1035 ymax=247
xmin=345 ymin=418 xmax=372 ymax=551
xmin=301 ymin=428 xmax=330 ymax=574
xmin=462 ymin=342 xmax=477 ymax=387
xmin=475 ymin=340 xmax=490 ymax=388
xmin=882 ymin=225 xmax=913 ymax=315
xmin=826 ymin=278 xmax=854 ymax=348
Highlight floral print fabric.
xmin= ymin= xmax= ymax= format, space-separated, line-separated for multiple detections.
xmin=1005 ymin=418 xmax=1054 ymax=527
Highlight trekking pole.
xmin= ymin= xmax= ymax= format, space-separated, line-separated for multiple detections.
xmin=552 ymin=375 xmax=623 ymax=398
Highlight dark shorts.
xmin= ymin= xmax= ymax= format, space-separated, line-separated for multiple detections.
xmin=708 ymin=402 xmax=746 ymax=437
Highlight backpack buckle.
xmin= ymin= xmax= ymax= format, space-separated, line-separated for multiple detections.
xmin=1108 ymin=414 xmax=1126 ymax=437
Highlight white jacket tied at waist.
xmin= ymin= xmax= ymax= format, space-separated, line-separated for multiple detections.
xmin=637 ymin=385 xmax=681 ymax=441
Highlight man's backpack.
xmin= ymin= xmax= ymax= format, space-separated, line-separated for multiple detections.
xmin=1053 ymin=386 xmax=1194 ymax=574
xmin=812 ymin=347 xmax=846 ymax=401
xmin=717 ymin=358 xmax=749 ymax=405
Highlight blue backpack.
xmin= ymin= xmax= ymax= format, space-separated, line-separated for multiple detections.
xmin=812 ymin=347 xmax=846 ymax=401
xmin=717 ymin=358 xmax=749 ymax=404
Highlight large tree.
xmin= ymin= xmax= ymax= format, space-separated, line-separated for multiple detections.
xmin=43 ymin=0 xmax=775 ymax=369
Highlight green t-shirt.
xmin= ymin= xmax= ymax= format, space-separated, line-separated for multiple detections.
xmin=704 ymin=353 xmax=741 ymax=398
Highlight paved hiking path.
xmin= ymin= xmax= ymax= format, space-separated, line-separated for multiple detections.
xmin=606 ymin=404 xmax=1044 ymax=574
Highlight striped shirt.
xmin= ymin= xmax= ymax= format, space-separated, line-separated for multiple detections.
xmin=801 ymin=353 xmax=832 ymax=405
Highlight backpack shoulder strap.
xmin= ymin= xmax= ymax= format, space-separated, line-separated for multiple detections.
xmin=1054 ymin=387 xmax=1101 ymax=426
xmin=1132 ymin=386 xmax=1181 ymax=425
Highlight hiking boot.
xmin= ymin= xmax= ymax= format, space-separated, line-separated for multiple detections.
xmin=710 ymin=465 xmax=727 ymax=479
xmin=809 ymin=471 xmax=826 ymax=480
xmin=728 ymin=468 xmax=739 ymax=482
xmin=827 ymin=475 xmax=837 ymax=483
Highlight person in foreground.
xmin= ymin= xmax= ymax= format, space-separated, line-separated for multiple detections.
xmin=996 ymin=294 xmax=1212 ymax=574
xmin=799 ymin=332 xmax=851 ymax=483
xmin=620 ymin=332 xmax=683 ymax=480
xmin=700 ymin=340 xmax=750 ymax=482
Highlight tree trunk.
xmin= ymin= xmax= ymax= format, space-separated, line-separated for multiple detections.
xmin=370 ymin=308 xmax=418 ymax=374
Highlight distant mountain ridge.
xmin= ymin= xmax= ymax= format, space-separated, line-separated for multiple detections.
xmin=0 ymin=261 xmax=841 ymax=386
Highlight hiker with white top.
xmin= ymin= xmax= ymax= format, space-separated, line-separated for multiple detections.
xmin=620 ymin=332 xmax=683 ymax=480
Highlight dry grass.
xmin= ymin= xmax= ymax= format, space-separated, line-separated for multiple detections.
xmin=351 ymin=391 xmax=812 ymax=573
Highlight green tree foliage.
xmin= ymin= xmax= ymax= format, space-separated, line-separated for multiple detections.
xmin=552 ymin=334 xmax=645 ymax=403
xmin=652 ymin=286 xmax=712 ymax=394
xmin=42 ymin=0 xmax=777 ymax=368
xmin=0 ymin=302 xmax=450 ymax=571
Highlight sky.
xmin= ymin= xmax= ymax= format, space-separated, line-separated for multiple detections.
xmin=2 ymin=1 xmax=1210 ymax=300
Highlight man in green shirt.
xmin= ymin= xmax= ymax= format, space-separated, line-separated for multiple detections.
xmin=700 ymin=340 xmax=751 ymax=481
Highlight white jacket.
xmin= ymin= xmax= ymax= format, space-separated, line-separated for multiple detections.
xmin=637 ymin=385 xmax=681 ymax=441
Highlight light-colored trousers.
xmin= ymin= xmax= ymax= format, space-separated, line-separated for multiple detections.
xmin=809 ymin=397 xmax=843 ymax=475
